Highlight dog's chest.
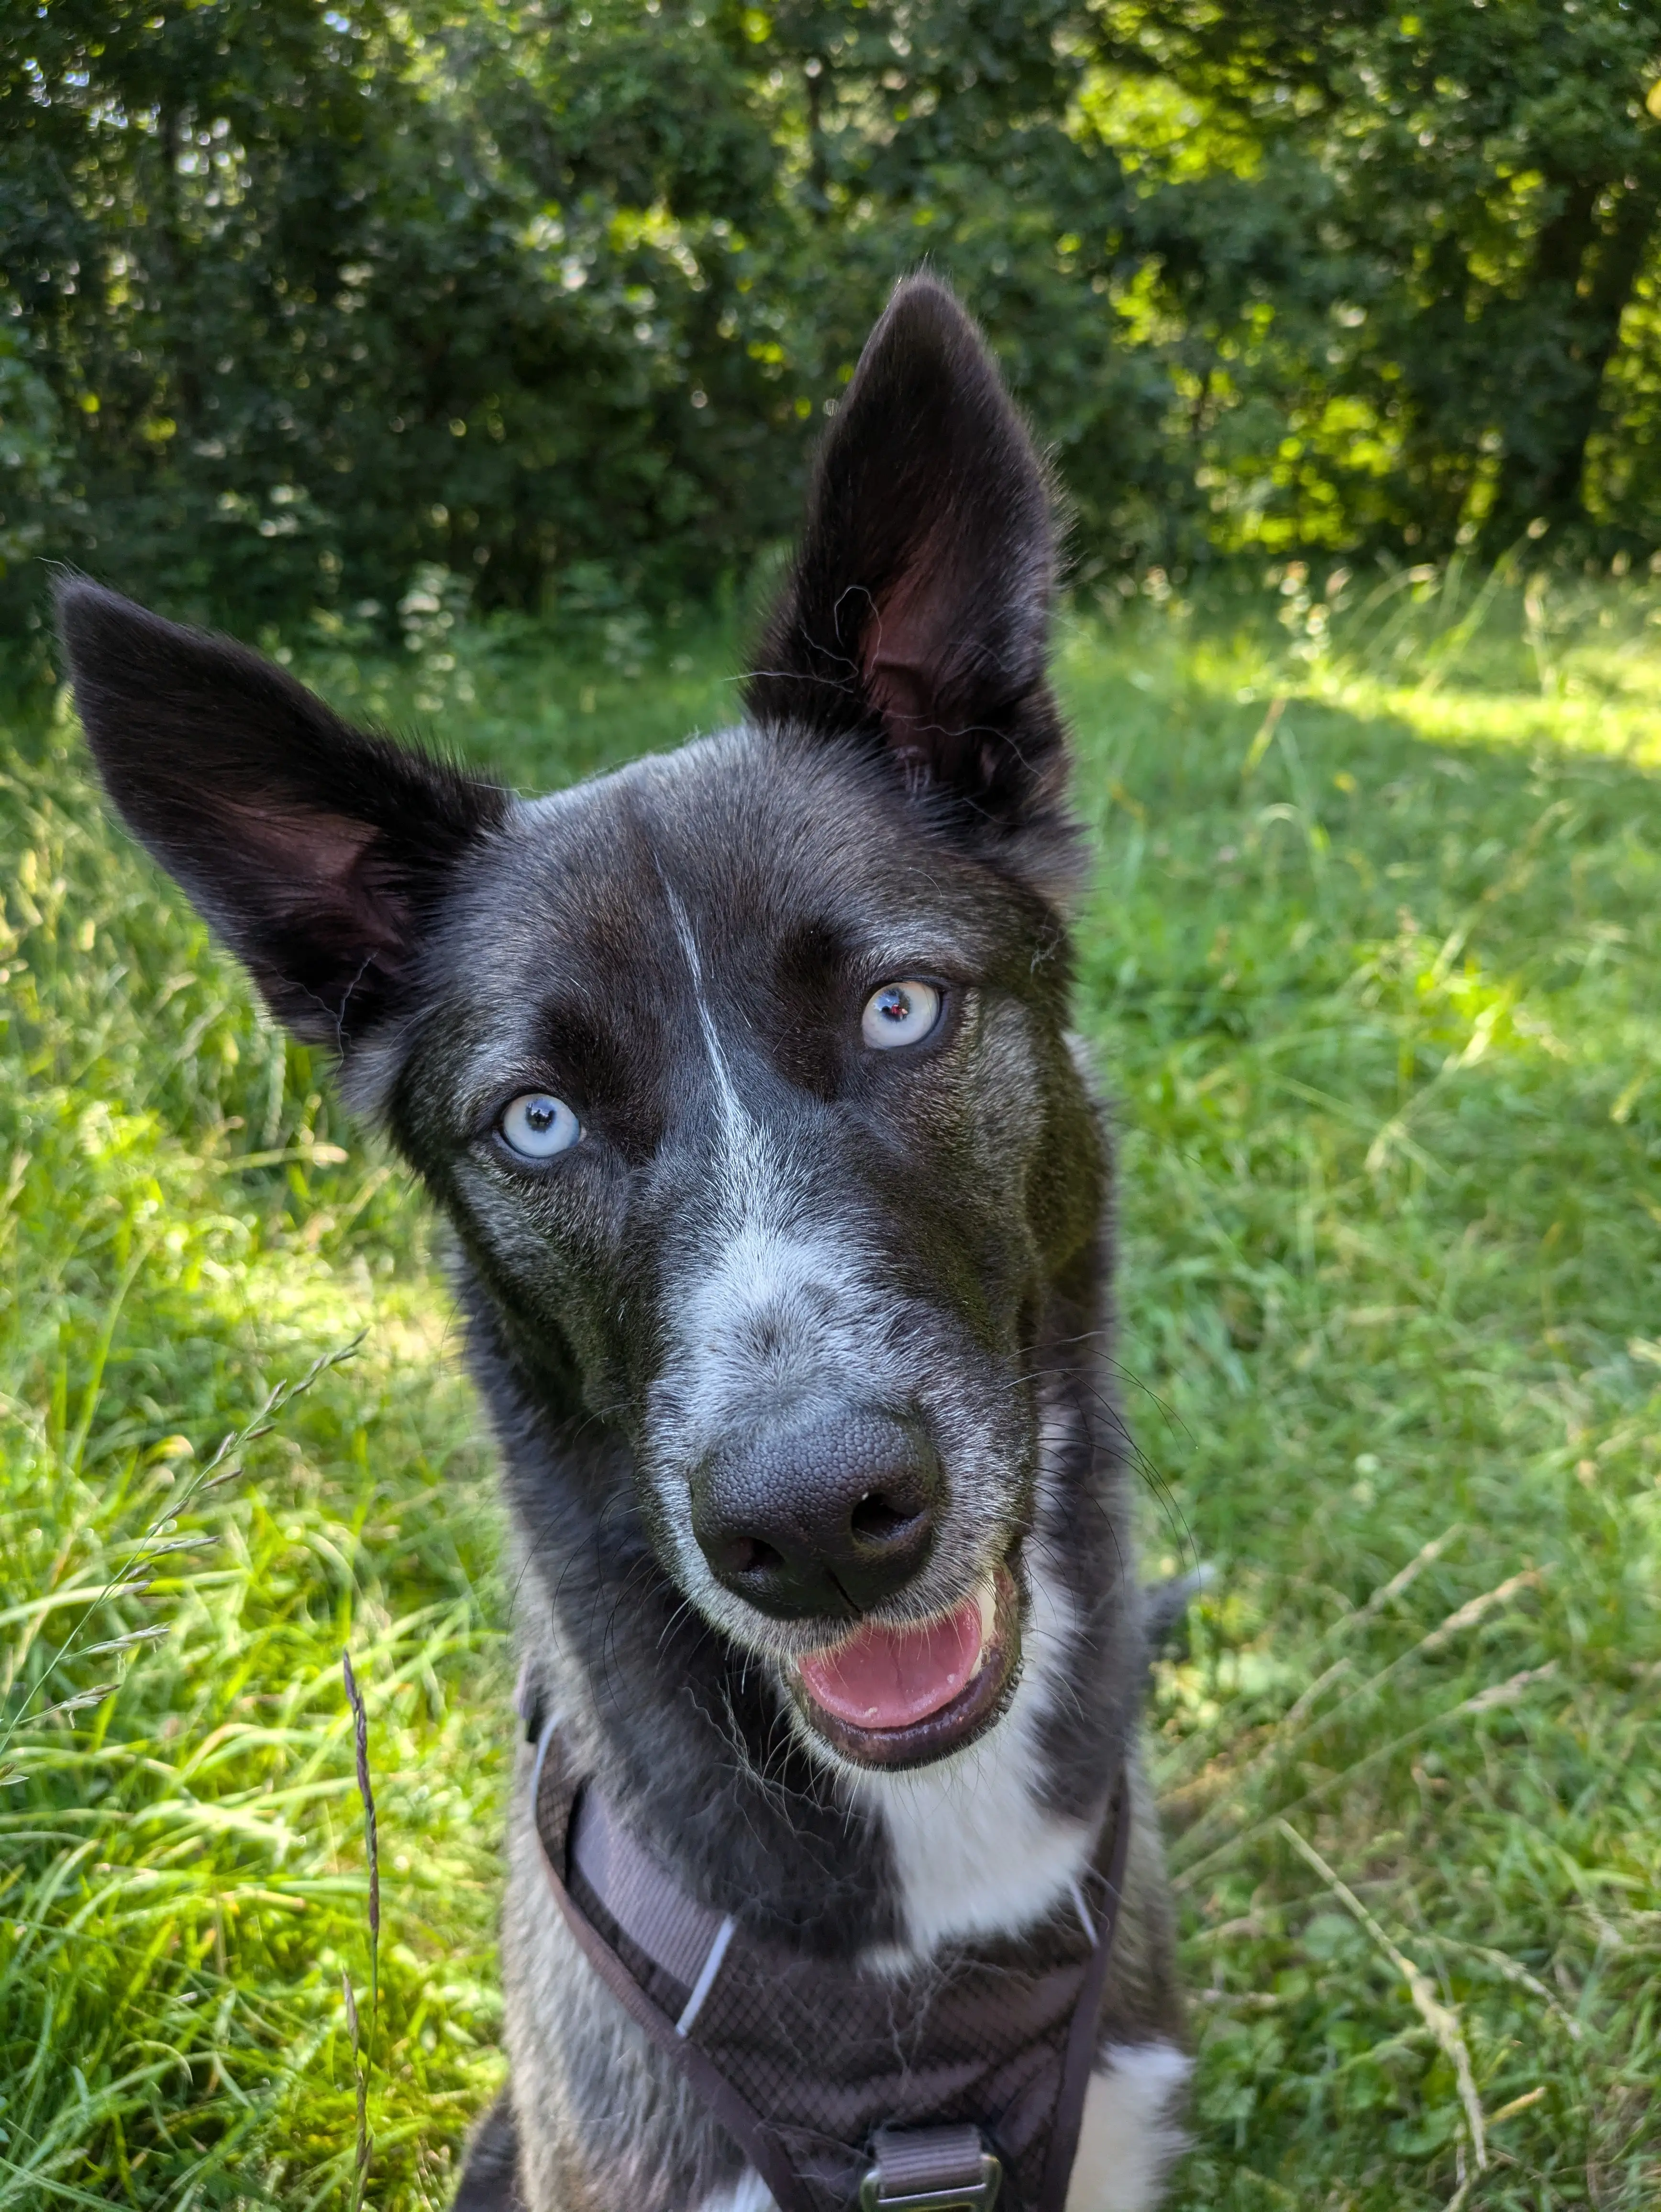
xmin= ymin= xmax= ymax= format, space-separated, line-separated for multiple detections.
xmin=858 ymin=1574 xmax=1093 ymax=1955
xmin=874 ymin=1741 xmax=1093 ymax=1955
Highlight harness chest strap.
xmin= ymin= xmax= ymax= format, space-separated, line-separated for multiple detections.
xmin=530 ymin=1719 xmax=1131 ymax=2212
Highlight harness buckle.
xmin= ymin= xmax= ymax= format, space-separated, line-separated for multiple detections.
xmin=858 ymin=2126 xmax=1002 ymax=2212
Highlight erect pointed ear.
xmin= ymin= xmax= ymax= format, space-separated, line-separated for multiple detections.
xmin=56 ymin=580 xmax=507 ymax=1051
xmin=747 ymin=275 xmax=1065 ymax=829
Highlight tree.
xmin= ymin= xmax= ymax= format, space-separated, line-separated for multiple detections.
xmin=10 ymin=0 xmax=1661 ymax=634
xmin=1113 ymin=0 xmax=1661 ymax=555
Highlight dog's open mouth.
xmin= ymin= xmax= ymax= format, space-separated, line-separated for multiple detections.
xmin=790 ymin=1564 xmax=1020 ymax=1769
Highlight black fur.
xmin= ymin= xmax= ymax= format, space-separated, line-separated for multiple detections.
xmin=749 ymin=278 xmax=1070 ymax=841
xmin=58 ymin=277 xmax=1182 ymax=2212
xmin=453 ymin=2094 xmax=524 ymax=2212
xmin=56 ymin=584 xmax=507 ymax=1048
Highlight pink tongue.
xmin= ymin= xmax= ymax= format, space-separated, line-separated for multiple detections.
xmin=798 ymin=1594 xmax=985 ymax=1730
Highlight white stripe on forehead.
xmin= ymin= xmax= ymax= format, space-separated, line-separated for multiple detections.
xmin=646 ymin=873 xmax=890 ymax=1483
xmin=662 ymin=879 xmax=751 ymax=1151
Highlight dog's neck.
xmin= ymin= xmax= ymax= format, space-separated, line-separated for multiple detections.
xmin=469 ymin=1230 xmax=1140 ymax=1967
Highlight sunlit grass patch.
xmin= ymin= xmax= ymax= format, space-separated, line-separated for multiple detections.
xmin=1058 ymin=586 xmax=1661 ymax=2205
xmin=1 ymin=700 xmax=507 ymax=2209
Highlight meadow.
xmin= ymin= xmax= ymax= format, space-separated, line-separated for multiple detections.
xmin=2 ymin=563 xmax=1659 ymax=2210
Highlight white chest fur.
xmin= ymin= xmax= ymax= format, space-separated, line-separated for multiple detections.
xmin=1067 ymin=2044 xmax=1193 ymax=2212
xmin=682 ymin=1538 xmax=1189 ymax=2212
xmin=696 ymin=2177 xmax=777 ymax=2212
xmin=855 ymin=1537 xmax=1093 ymax=1956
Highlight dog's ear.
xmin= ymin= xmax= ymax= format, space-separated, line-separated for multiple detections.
xmin=56 ymin=580 xmax=507 ymax=1050
xmin=747 ymin=275 xmax=1063 ymax=827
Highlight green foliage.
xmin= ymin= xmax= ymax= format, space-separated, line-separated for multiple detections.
xmin=12 ymin=0 xmax=1661 ymax=645
xmin=4 ymin=579 xmax=1660 ymax=2203
xmin=1 ymin=0 xmax=810 ymax=631
xmin=1117 ymin=0 xmax=1661 ymax=556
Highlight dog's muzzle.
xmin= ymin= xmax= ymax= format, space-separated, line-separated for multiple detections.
xmin=689 ymin=1401 xmax=943 ymax=1620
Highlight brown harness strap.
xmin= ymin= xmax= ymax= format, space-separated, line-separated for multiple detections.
xmin=532 ymin=1720 xmax=1130 ymax=2212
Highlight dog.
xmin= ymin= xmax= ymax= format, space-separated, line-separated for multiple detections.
xmin=58 ymin=276 xmax=1189 ymax=2212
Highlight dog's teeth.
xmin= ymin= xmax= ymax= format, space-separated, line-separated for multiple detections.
xmin=976 ymin=1577 xmax=997 ymax=1657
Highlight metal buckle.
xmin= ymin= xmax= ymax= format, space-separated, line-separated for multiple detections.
xmin=857 ymin=2150 xmax=1002 ymax=2212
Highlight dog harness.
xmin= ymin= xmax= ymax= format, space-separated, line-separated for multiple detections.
xmin=529 ymin=1714 xmax=1129 ymax=2212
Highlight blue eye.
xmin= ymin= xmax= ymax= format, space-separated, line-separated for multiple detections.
xmin=861 ymin=980 xmax=942 ymax=1050
xmin=499 ymin=1093 xmax=581 ymax=1159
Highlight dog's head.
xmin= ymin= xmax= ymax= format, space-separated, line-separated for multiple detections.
xmin=59 ymin=278 xmax=1106 ymax=1773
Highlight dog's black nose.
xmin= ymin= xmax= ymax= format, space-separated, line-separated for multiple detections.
xmin=690 ymin=1408 xmax=941 ymax=1620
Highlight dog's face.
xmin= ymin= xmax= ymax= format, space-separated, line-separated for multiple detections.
xmin=385 ymin=725 xmax=1104 ymax=1762
xmin=59 ymin=278 xmax=1102 ymax=1773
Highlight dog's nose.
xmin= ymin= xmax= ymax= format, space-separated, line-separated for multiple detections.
xmin=690 ymin=1408 xmax=941 ymax=1620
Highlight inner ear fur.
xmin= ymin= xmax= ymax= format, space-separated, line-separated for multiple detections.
xmin=747 ymin=274 xmax=1069 ymax=833
xmin=56 ymin=579 xmax=507 ymax=1050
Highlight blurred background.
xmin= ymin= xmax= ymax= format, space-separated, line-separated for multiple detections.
xmin=9 ymin=0 xmax=1661 ymax=647
xmin=3 ymin=7 xmax=1661 ymax=2212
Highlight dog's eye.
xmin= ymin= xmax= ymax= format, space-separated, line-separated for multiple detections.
xmin=499 ymin=1093 xmax=581 ymax=1159
xmin=861 ymin=980 xmax=941 ymax=1050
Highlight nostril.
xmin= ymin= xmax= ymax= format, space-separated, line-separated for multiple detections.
xmin=850 ymin=1490 xmax=924 ymax=1545
xmin=718 ymin=1534 xmax=786 ymax=1579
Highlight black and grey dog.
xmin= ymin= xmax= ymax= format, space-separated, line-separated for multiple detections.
xmin=59 ymin=277 xmax=1188 ymax=2212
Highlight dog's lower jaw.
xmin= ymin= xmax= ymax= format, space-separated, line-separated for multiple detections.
xmin=848 ymin=1539 xmax=1099 ymax=1958
xmin=788 ymin=1563 xmax=1020 ymax=1773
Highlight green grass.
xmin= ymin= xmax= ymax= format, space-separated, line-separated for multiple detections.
xmin=3 ymin=569 xmax=1658 ymax=2209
